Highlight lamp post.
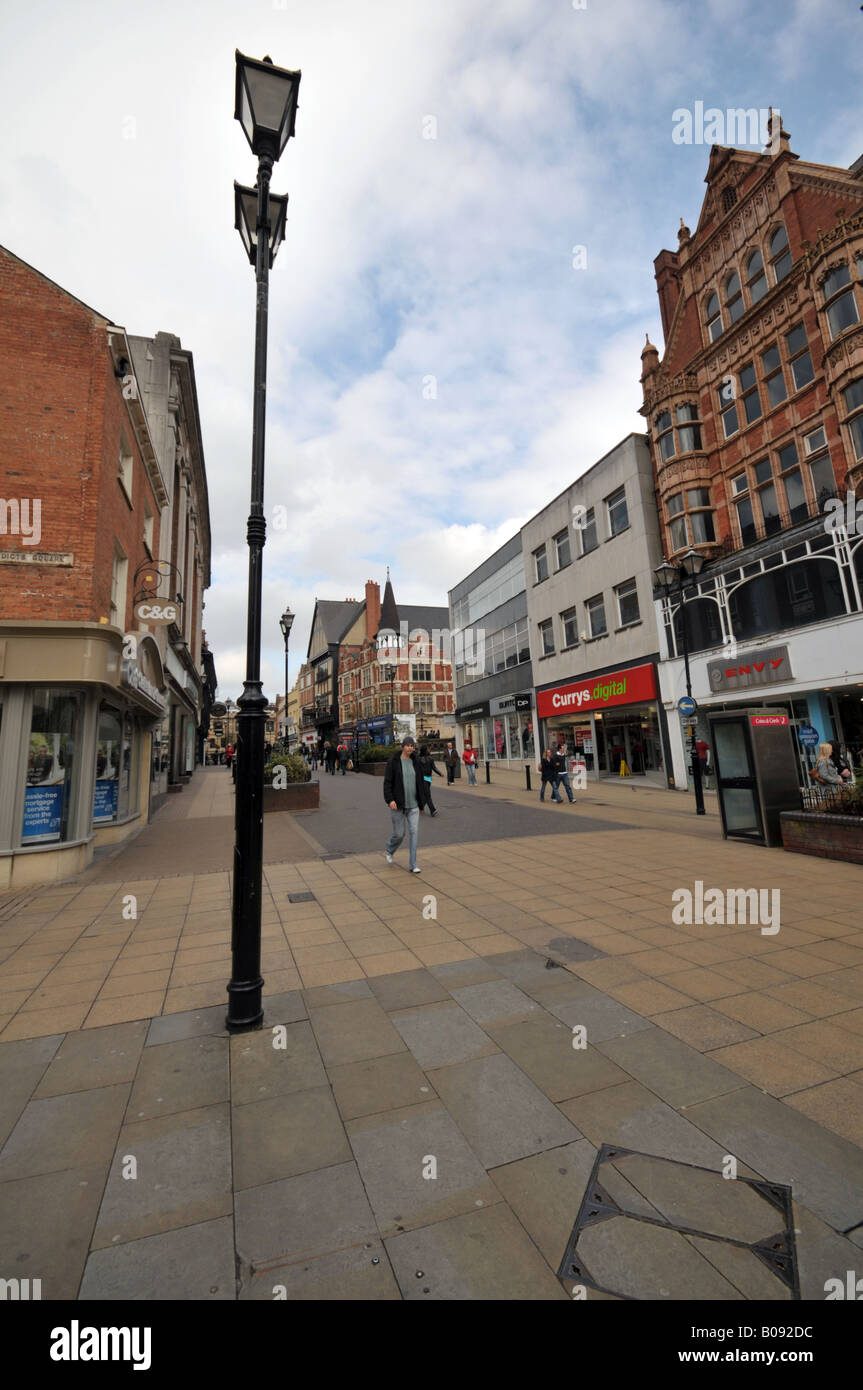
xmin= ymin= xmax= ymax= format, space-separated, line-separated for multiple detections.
xmin=227 ymin=51 xmax=301 ymax=1034
xmin=280 ymin=606 xmax=294 ymax=749
xmin=654 ymin=547 xmax=706 ymax=816
xmin=381 ymin=664 xmax=395 ymax=741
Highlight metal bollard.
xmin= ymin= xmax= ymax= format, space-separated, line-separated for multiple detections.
xmin=485 ymin=760 xmax=490 ymax=784
xmin=525 ymin=764 xmax=531 ymax=792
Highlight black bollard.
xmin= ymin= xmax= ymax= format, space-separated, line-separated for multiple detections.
xmin=525 ymin=763 xmax=531 ymax=792
xmin=485 ymin=760 xmax=490 ymax=784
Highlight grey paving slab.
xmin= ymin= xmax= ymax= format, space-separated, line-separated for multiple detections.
xmin=490 ymin=950 xmax=568 ymax=991
xmin=547 ymin=990 xmax=655 ymax=1044
xmin=261 ymin=990 xmax=309 ymax=1026
xmin=449 ymin=979 xmax=541 ymax=1029
xmin=384 ymin=1204 xmax=568 ymax=1300
xmin=389 ymin=1001 xmax=499 ymax=1069
xmin=597 ymin=1028 xmax=746 ymax=1109
xmin=610 ymin=1152 xmax=782 ymax=1244
xmin=487 ymin=1012 xmax=631 ymax=1103
xmin=428 ymin=1052 xmax=581 ymax=1169
xmin=367 ymin=968 xmax=450 ymax=1012
xmin=0 ymin=1083 xmax=130 ymax=1181
xmin=685 ymin=1085 xmax=863 ymax=1231
xmin=0 ymin=1163 xmax=105 ymax=1299
xmin=309 ymin=998 xmax=406 ymax=1068
xmin=545 ymin=936 xmax=608 ymax=964
xmin=329 ymin=1051 xmax=435 ymax=1120
xmin=80 ymin=1216 xmax=236 ymax=1300
xmin=240 ymin=1241 xmax=402 ymax=1301
xmin=91 ymin=1103 xmax=232 ymax=1249
xmin=145 ymin=1005 xmax=226 ymax=1046
xmin=0 ymin=1033 xmax=64 ymax=1146
xmin=576 ymin=1215 xmax=742 ymax=1299
xmin=428 ymin=958 xmax=503 ymax=989
xmin=792 ymin=1202 xmax=863 ymax=1299
xmin=234 ymin=1160 xmax=377 ymax=1267
xmin=488 ymin=1139 xmax=596 ymax=1269
xmin=559 ymin=1081 xmax=736 ymax=1169
xmin=346 ymin=1099 xmax=501 ymax=1237
xmin=34 ymin=1021 xmax=148 ymax=1099
xmin=128 ymin=1035 xmax=229 ymax=1120
xmin=301 ymin=979 xmax=373 ymax=1009
xmin=686 ymin=1234 xmax=790 ymax=1300
xmin=230 ymin=1021 xmax=327 ymax=1106
xmin=232 ymin=1085 xmax=351 ymax=1190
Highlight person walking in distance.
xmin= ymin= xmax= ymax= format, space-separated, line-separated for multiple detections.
xmin=384 ymin=735 xmax=429 ymax=873
xmin=463 ymin=743 xmax=478 ymax=786
xmin=443 ymin=740 xmax=459 ymax=785
xmin=417 ymin=743 xmax=442 ymax=816
xmin=539 ymin=748 xmax=562 ymax=802
xmin=553 ymin=744 xmax=575 ymax=804
xmin=324 ymin=741 xmax=336 ymax=776
xmin=225 ymin=744 xmax=235 ymax=770
xmin=336 ymin=740 xmax=349 ymax=775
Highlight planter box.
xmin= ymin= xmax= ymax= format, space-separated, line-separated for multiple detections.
xmin=262 ymin=780 xmax=320 ymax=812
xmin=780 ymin=810 xmax=863 ymax=865
xmin=358 ymin=762 xmax=388 ymax=776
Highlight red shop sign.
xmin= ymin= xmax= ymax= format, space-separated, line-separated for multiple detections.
xmin=750 ymin=715 xmax=789 ymax=726
xmin=537 ymin=663 xmax=657 ymax=719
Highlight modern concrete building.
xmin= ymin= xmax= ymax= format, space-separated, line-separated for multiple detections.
xmin=522 ymin=433 xmax=669 ymax=784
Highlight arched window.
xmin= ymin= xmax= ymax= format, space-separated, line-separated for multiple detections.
xmin=769 ymin=225 xmax=792 ymax=283
xmin=705 ymin=292 xmax=722 ymax=342
xmin=729 ymin=559 xmax=844 ymax=642
xmin=672 ymin=597 xmax=724 ymax=657
xmin=726 ymin=271 xmax=744 ymax=324
xmin=746 ymin=249 xmax=767 ymax=305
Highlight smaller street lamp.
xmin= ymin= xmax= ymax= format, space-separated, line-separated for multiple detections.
xmin=279 ymin=607 xmax=294 ymax=747
xmin=654 ymin=548 xmax=707 ymax=816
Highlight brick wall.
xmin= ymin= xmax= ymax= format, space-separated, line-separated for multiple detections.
xmin=780 ymin=811 xmax=863 ymax=864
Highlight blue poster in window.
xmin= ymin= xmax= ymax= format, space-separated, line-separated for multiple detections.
xmin=93 ymin=779 xmax=119 ymax=824
xmin=22 ymin=785 xmax=64 ymax=843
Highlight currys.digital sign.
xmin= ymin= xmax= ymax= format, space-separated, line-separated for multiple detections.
xmin=536 ymin=663 xmax=657 ymax=719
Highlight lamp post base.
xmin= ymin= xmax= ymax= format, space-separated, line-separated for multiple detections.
xmin=226 ymin=978 xmax=264 ymax=1032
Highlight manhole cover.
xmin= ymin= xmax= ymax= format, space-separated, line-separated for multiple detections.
xmin=288 ymin=892 xmax=316 ymax=904
xmin=558 ymin=1144 xmax=798 ymax=1300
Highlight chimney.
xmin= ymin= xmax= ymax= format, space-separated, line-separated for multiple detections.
xmin=365 ymin=579 xmax=381 ymax=640
xmin=653 ymin=248 xmax=681 ymax=341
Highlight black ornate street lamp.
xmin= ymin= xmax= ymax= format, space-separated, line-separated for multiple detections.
xmin=279 ymin=606 xmax=294 ymax=747
xmin=381 ymin=663 xmax=396 ymax=735
xmin=655 ymin=547 xmax=706 ymax=816
xmin=227 ymin=51 xmax=301 ymax=1033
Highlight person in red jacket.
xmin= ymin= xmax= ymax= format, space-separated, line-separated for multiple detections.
xmin=463 ymin=744 xmax=478 ymax=786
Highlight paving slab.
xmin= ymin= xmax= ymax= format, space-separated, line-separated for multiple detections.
xmin=389 ymin=1000 xmax=499 ymax=1069
xmin=308 ymin=998 xmax=406 ymax=1068
xmin=0 ymin=1082 xmax=130 ymax=1181
xmin=367 ymin=968 xmax=450 ymax=1012
xmin=685 ymin=1085 xmax=863 ymax=1232
xmin=234 ymin=1160 xmax=378 ymax=1268
xmin=79 ymin=1216 xmax=236 ymax=1300
xmin=145 ymin=1006 xmax=227 ymax=1046
xmin=91 ymin=1103 xmax=232 ymax=1249
xmin=346 ymin=1099 xmax=501 ymax=1237
xmin=486 ymin=1012 xmax=631 ymax=1103
xmin=559 ymin=1080 xmax=735 ymax=1169
xmin=384 ymin=1204 xmax=568 ymax=1300
xmin=239 ymin=1241 xmax=402 ymax=1300
xmin=34 ymin=1021 xmax=148 ymax=1099
xmin=328 ymin=1051 xmax=436 ymax=1120
xmin=487 ymin=1139 xmax=597 ymax=1268
xmin=128 ymin=1035 xmax=229 ymax=1120
xmin=428 ymin=1052 xmax=581 ymax=1169
xmin=0 ymin=1163 xmax=106 ymax=1299
xmin=547 ymin=990 xmax=654 ymax=1044
xmin=449 ymin=979 xmax=542 ymax=1029
xmin=687 ymin=1234 xmax=791 ymax=1300
xmin=232 ymin=1085 xmax=351 ymax=1190
xmin=261 ymin=991 xmax=309 ymax=1026
xmin=575 ymin=1214 xmax=741 ymax=1299
xmin=0 ymin=1033 xmax=64 ymax=1146
xmin=792 ymin=1202 xmax=863 ymax=1299
xmin=597 ymin=1028 xmax=746 ymax=1108
xmin=300 ymin=979 xmax=373 ymax=1009
xmin=428 ymin=958 xmax=503 ymax=989
xmin=230 ymin=1021 xmax=327 ymax=1106
xmin=609 ymin=1151 xmax=784 ymax=1244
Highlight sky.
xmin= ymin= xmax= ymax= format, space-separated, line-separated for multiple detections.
xmin=2 ymin=0 xmax=862 ymax=700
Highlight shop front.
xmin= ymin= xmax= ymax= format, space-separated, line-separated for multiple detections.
xmin=0 ymin=623 xmax=166 ymax=888
xmin=455 ymin=693 xmax=536 ymax=768
xmin=536 ymin=661 xmax=668 ymax=786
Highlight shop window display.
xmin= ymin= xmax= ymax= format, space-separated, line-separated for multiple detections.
xmin=22 ymin=690 xmax=81 ymax=845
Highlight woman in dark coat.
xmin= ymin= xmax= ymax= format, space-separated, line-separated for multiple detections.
xmin=417 ymin=744 xmax=442 ymax=816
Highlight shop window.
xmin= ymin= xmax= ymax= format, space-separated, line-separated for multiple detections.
xmin=762 ymin=344 xmax=787 ymax=408
xmin=739 ymin=363 xmax=762 ymax=424
xmin=606 ymin=487 xmax=629 ymax=537
xmin=786 ymin=324 xmax=814 ymax=391
xmin=842 ymin=378 xmax=863 ymax=461
xmin=554 ymin=529 xmax=571 ymax=569
xmin=705 ymin=292 xmax=723 ymax=343
xmin=586 ymin=594 xmax=607 ymax=639
xmin=560 ymin=607 xmax=579 ymax=649
xmin=746 ymin=248 xmax=768 ymax=304
xmin=616 ymin=579 xmax=640 ymax=627
xmin=538 ymin=619 xmax=555 ymax=657
xmin=22 ymin=690 xmax=81 ymax=846
xmin=770 ymin=225 xmax=792 ymax=283
xmin=729 ymin=558 xmax=845 ymax=642
xmin=534 ymin=544 xmax=549 ymax=584
xmin=579 ymin=507 xmax=598 ymax=555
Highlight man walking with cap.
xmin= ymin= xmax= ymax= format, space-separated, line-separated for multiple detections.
xmin=384 ymin=735 xmax=429 ymax=873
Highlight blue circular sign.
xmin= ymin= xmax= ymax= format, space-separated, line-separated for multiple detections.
xmin=798 ymin=725 xmax=819 ymax=747
xmin=677 ymin=696 xmax=698 ymax=716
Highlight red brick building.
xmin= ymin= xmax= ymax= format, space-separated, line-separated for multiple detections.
xmin=641 ymin=118 xmax=863 ymax=790
xmin=0 ymin=246 xmax=210 ymax=884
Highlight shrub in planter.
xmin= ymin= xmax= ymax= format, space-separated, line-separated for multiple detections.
xmin=359 ymin=743 xmax=400 ymax=763
xmin=819 ymin=785 xmax=863 ymax=817
xmin=264 ymin=753 xmax=311 ymax=784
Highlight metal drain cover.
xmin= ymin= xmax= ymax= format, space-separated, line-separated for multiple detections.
xmin=288 ymin=892 xmax=316 ymax=903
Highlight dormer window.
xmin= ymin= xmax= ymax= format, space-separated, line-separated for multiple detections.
xmin=705 ymin=292 xmax=722 ymax=342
